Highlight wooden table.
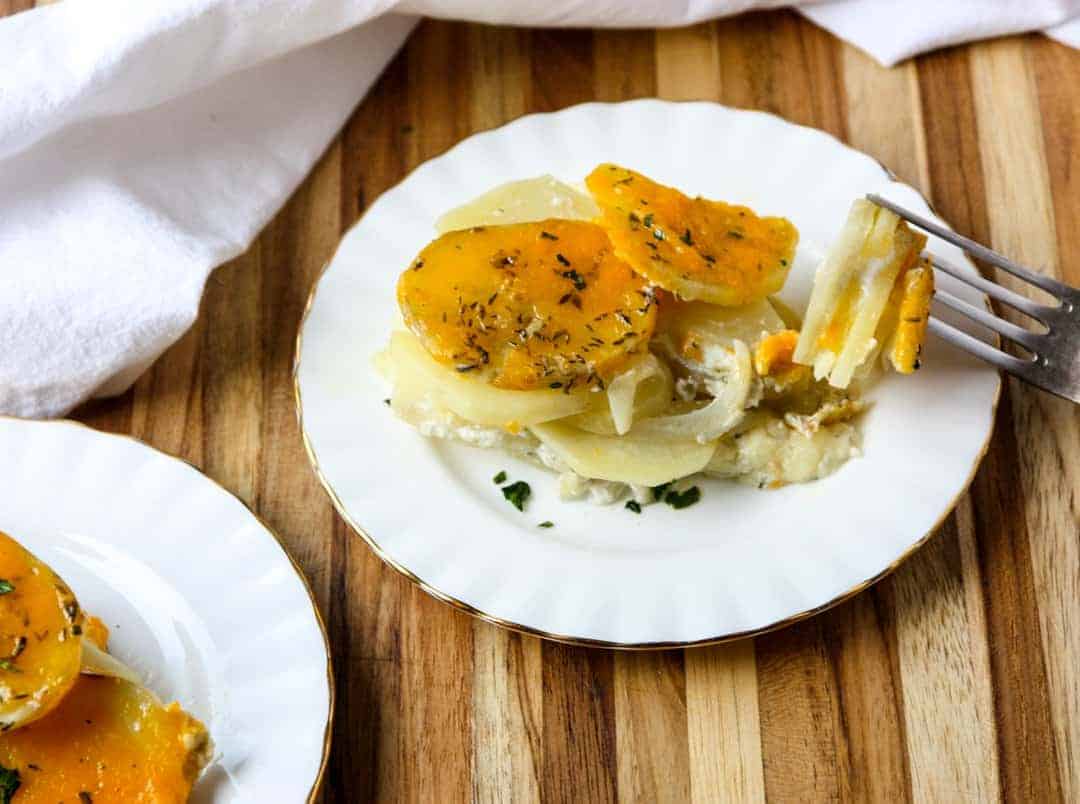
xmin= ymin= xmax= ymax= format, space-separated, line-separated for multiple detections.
xmin=9 ymin=5 xmax=1077 ymax=801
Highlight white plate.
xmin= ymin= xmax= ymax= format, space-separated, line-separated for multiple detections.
xmin=296 ymin=100 xmax=1000 ymax=647
xmin=0 ymin=418 xmax=332 ymax=801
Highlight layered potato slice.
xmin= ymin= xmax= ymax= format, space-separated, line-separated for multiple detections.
xmin=878 ymin=257 xmax=934 ymax=373
xmin=436 ymin=175 xmax=600 ymax=233
xmin=793 ymin=199 xmax=930 ymax=388
xmin=0 ymin=531 xmax=86 ymax=729
xmin=376 ymin=330 xmax=590 ymax=428
xmin=1 ymin=621 xmax=211 ymax=804
xmin=586 ymin=164 xmax=798 ymax=306
xmin=398 ymin=219 xmax=657 ymax=392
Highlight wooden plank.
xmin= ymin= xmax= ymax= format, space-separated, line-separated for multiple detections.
xmin=756 ymin=620 xmax=849 ymax=801
xmin=462 ymin=26 xmax=544 ymax=804
xmin=320 ymin=47 xmax=411 ymax=804
xmin=655 ymin=24 xmax=720 ymax=100
xmin=473 ymin=627 xmax=544 ymax=804
xmin=613 ymin=651 xmax=690 ymax=803
xmin=594 ymin=29 xmax=656 ymax=101
xmin=970 ymin=38 xmax=1078 ymax=804
xmin=685 ymin=641 xmax=765 ymax=804
xmin=541 ymin=642 xmax=618 ymax=804
xmin=842 ymin=41 xmax=999 ymax=803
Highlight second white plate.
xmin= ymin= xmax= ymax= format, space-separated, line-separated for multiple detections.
xmin=0 ymin=418 xmax=332 ymax=801
xmin=296 ymin=100 xmax=1000 ymax=647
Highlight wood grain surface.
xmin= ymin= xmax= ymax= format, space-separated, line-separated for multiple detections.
xmin=4 ymin=3 xmax=1077 ymax=800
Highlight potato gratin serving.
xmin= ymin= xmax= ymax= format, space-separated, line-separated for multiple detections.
xmin=377 ymin=165 xmax=933 ymax=508
xmin=0 ymin=531 xmax=212 ymax=803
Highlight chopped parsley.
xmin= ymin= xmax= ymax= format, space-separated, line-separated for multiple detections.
xmin=555 ymin=253 xmax=571 ymax=267
xmin=652 ymin=228 xmax=665 ymax=241
xmin=727 ymin=230 xmax=744 ymax=239
xmin=664 ymin=486 xmax=701 ymax=509
xmin=0 ymin=660 xmax=17 ymax=672
xmin=651 ymin=482 xmax=672 ymax=501
xmin=383 ymin=398 xmax=391 ymax=406
xmin=501 ymin=481 xmax=531 ymax=512
xmin=492 ymin=470 xmax=507 ymax=484
xmin=0 ymin=766 xmax=20 ymax=804
xmin=540 ymin=230 xmax=559 ymax=240
xmin=625 ymin=500 xmax=642 ymax=514
xmin=642 ymin=213 xmax=654 ymax=228
xmin=0 ymin=580 xmax=11 ymax=595
xmin=79 ymin=793 xmax=94 ymax=804
xmin=680 ymin=229 xmax=693 ymax=246
xmin=538 ymin=521 xmax=554 ymax=528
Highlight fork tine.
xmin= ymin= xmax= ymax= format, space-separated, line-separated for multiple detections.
xmin=929 ymin=254 xmax=1053 ymax=321
xmin=927 ymin=317 xmax=1032 ymax=375
xmin=933 ymin=290 xmax=1044 ymax=353
xmin=867 ymin=193 xmax=1071 ymax=300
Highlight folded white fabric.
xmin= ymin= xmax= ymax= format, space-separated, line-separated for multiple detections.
xmin=1 ymin=0 xmax=1076 ymax=418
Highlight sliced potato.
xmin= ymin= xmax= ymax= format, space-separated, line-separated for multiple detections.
xmin=397 ymin=219 xmax=657 ymax=391
xmin=793 ymin=200 xmax=927 ymax=388
xmin=0 ymin=675 xmax=211 ymax=803
xmin=880 ymin=257 xmax=934 ymax=373
xmin=436 ymin=175 xmax=600 ymax=233
xmin=0 ymin=531 xmax=86 ymax=730
xmin=586 ymin=164 xmax=798 ymax=305
xmin=379 ymin=330 xmax=589 ymax=427
xmin=531 ymin=422 xmax=716 ymax=487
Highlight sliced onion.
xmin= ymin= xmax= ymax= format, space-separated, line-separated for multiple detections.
xmin=564 ymin=353 xmax=673 ymax=436
xmin=630 ymin=340 xmax=753 ymax=443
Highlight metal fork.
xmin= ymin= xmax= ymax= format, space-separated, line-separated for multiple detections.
xmin=866 ymin=194 xmax=1080 ymax=405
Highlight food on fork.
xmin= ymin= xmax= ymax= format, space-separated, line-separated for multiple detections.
xmin=0 ymin=531 xmax=212 ymax=803
xmin=377 ymin=166 xmax=933 ymax=507
xmin=794 ymin=199 xmax=932 ymax=388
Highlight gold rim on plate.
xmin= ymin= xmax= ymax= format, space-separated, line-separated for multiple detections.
xmin=0 ymin=415 xmax=335 ymax=802
xmin=292 ymin=99 xmax=1003 ymax=650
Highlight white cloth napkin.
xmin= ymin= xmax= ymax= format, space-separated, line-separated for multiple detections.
xmin=2 ymin=0 xmax=1077 ymax=418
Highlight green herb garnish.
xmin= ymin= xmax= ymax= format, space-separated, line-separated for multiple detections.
xmin=651 ymin=482 xmax=672 ymax=501
xmin=501 ymin=481 xmax=531 ymax=512
xmin=0 ymin=580 xmax=12 ymax=595
xmin=727 ymin=230 xmax=744 ymax=239
xmin=0 ymin=660 xmax=17 ymax=673
xmin=538 ymin=521 xmax=554 ymax=528
xmin=680 ymin=229 xmax=693 ymax=246
xmin=625 ymin=500 xmax=642 ymax=514
xmin=493 ymin=470 xmax=507 ymax=484
xmin=642 ymin=213 xmax=654 ymax=228
xmin=0 ymin=766 xmax=20 ymax=804
xmin=540 ymin=231 xmax=559 ymax=240
xmin=664 ymin=486 xmax=701 ymax=509
xmin=79 ymin=793 xmax=94 ymax=804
